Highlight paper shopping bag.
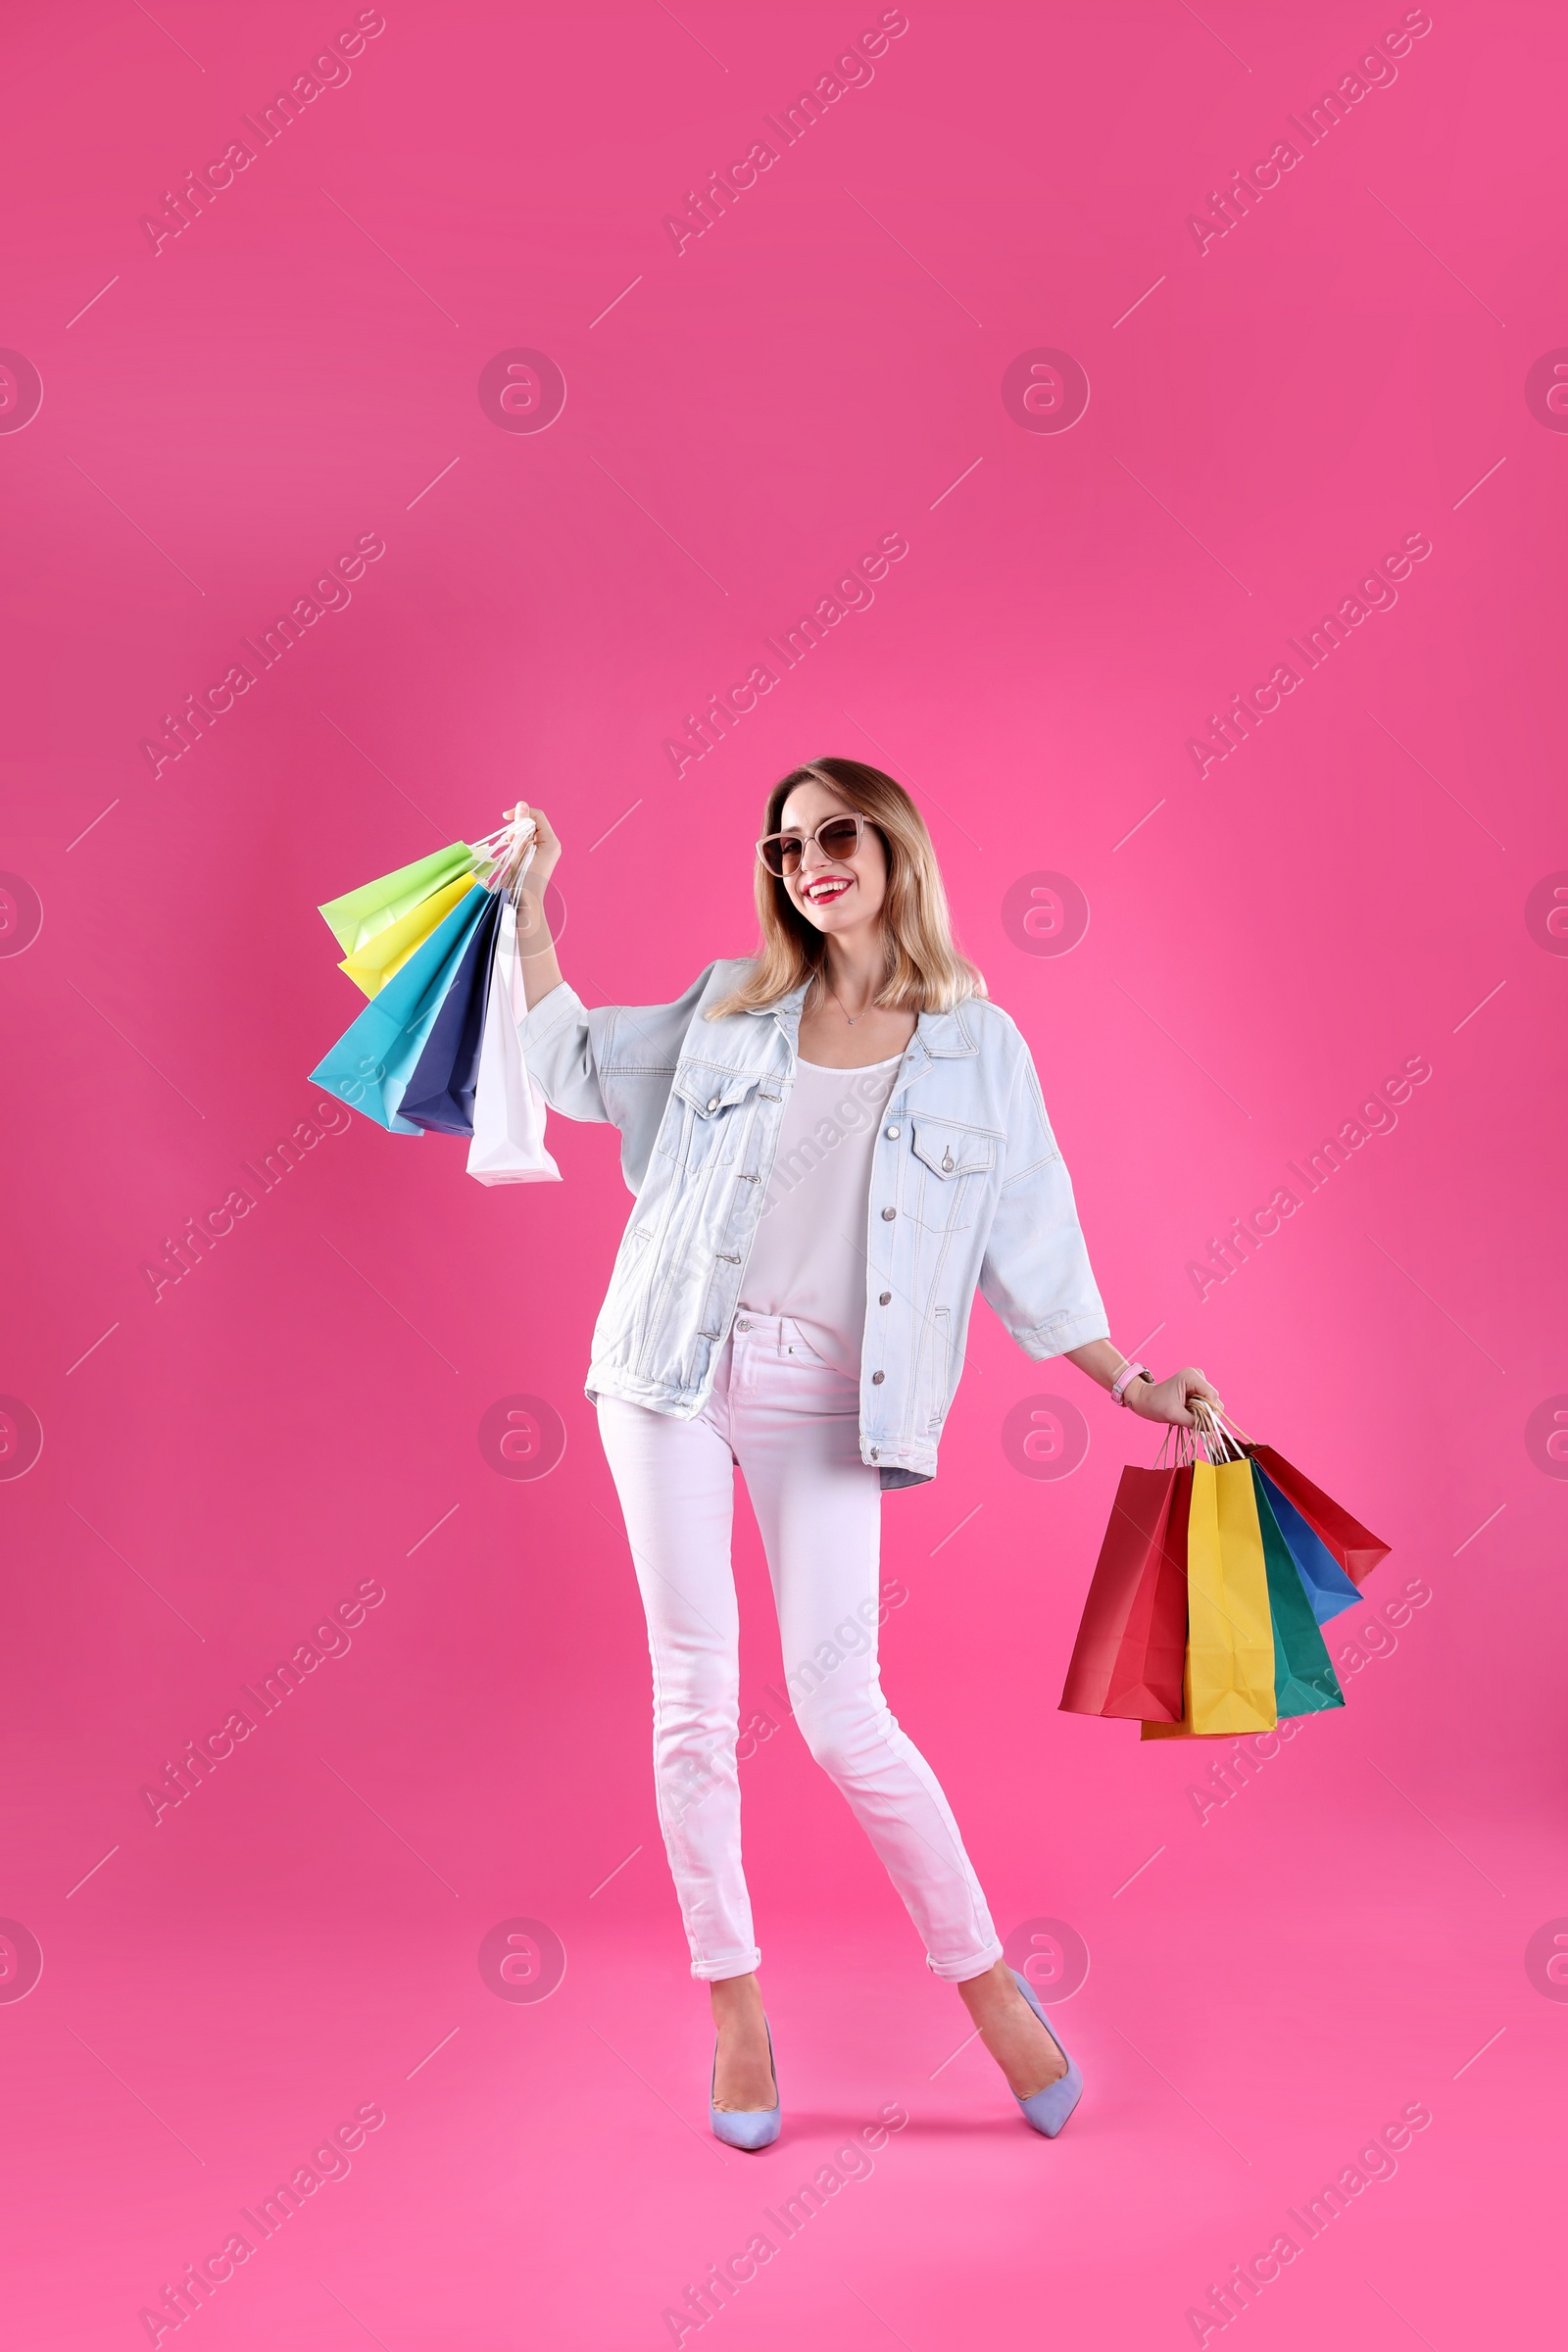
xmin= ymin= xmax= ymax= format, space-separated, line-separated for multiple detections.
xmin=310 ymin=881 xmax=492 ymax=1131
xmin=1185 ymin=1457 xmax=1277 ymax=1735
xmin=1139 ymin=1652 xmax=1199 ymax=1739
xmin=1249 ymin=1445 xmax=1390 ymax=1587
xmin=338 ymin=872 xmax=478 ymax=998
xmin=398 ymin=888 xmax=502 ymax=1135
xmin=1252 ymin=1466 xmax=1345 ymax=1717
xmin=466 ymin=899 xmax=561 ymax=1185
xmin=1060 ymin=1465 xmax=1189 ymax=1721
xmin=1254 ymin=1466 xmax=1360 ymax=1625
xmin=318 ymin=841 xmax=476 ymax=956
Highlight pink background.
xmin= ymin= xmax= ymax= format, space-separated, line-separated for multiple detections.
xmin=2 ymin=1 xmax=1565 ymax=2344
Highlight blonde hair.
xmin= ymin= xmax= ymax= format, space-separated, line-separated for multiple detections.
xmin=708 ymin=758 xmax=986 ymax=1018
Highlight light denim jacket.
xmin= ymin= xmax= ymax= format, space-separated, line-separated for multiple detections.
xmin=517 ymin=960 xmax=1108 ymax=1487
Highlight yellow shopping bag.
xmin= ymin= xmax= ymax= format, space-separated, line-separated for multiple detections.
xmin=1187 ymin=1457 xmax=1277 ymax=1733
xmin=1141 ymin=1459 xmax=1277 ymax=1739
xmin=338 ymin=872 xmax=478 ymax=998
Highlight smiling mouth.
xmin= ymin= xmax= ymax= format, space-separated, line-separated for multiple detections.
xmin=803 ymin=875 xmax=853 ymax=906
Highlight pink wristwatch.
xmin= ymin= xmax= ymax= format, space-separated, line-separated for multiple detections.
xmin=1110 ymin=1360 xmax=1152 ymax=1407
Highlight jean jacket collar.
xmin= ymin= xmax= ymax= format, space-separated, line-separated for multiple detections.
xmin=747 ymin=985 xmax=981 ymax=1081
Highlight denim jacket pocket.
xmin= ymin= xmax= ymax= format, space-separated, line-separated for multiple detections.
xmin=908 ymin=1116 xmax=997 ymax=1230
xmin=594 ymin=1225 xmax=653 ymax=1355
xmin=920 ymin=1303 xmax=953 ymax=1429
xmin=657 ymin=1063 xmax=762 ymax=1171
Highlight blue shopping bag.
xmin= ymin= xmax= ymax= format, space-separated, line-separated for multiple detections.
xmin=1254 ymin=1464 xmax=1361 ymax=1626
xmin=399 ymin=888 xmax=502 ymax=1136
xmin=310 ymin=880 xmax=493 ymax=1133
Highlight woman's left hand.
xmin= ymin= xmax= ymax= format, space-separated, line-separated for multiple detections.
xmin=1129 ymin=1365 xmax=1223 ymax=1427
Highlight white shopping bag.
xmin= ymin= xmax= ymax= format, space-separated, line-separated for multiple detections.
xmin=466 ymin=891 xmax=562 ymax=1186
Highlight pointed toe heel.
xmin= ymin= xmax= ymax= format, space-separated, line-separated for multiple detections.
xmin=710 ymin=2015 xmax=781 ymax=2150
xmin=1010 ymin=1967 xmax=1084 ymax=2138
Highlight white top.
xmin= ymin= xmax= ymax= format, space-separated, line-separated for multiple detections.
xmin=737 ymin=1054 xmax=905 ymax=1377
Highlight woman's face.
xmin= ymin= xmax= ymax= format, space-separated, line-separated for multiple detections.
xmin=774 ymin=780 xmax=889 ymax=940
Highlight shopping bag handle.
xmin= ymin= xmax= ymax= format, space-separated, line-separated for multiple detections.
xmin=468 ymin=810 xmax=538 ymax=905
xmin=1155 ymin=1421 xmax=1192 ymax=1469
xmin=1201 ymin=1397 xmax=1255 ymax=1448
xmin=1152 ymin=1402 xmax=1244 ymax=1468
xmin=1188 ymin=1397 xmax=1255 ymax=1462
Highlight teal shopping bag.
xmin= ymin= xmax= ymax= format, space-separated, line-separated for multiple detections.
xmin=311 ymin=881 xmax=493 ymax=1132
xmin=1252 ymin=1465 xmax=1345 ymax=1718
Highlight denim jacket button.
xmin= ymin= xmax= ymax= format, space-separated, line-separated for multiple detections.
xmin=707 ymin=1097 xmax=718 ymax=1112
xmin=885 ymin=1124 xmax=900 ymax=1139
xmin=878 ymin=1291 xmax=892 ymax=1305
xmin=871 ymin=1369 xmax=885 ymax=1385
xmin=869 ymin=1446 xmax=879 ymax=1461
xmin=881 ymin=1206 xmax=896 ymax=1221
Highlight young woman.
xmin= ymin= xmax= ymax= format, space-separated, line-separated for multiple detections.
xmin=508 ymin=758 xmax=1219 ymax=2147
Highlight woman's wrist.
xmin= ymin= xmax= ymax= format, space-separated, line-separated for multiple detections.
xmin=513 ymin=872 xmax=564 ymax=1010
xmin=1109 ymin=1357 xmax=1152 ymax=1408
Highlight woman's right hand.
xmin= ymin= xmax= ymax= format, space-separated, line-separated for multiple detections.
xmin=506 ymin=801 xmax=561 ymax=887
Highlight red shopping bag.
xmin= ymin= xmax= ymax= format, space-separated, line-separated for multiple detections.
xmin=1059 ymin=1465 xmax=1190 ymax=1722
xmin=1249 ymin=1445 xmax=1390 ymax=1588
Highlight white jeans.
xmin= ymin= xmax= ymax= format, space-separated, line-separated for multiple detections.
xmin=597 ymin=1313 xmax=1004 ymax=1983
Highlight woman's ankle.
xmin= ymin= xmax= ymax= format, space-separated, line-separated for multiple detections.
xmin=710 ymin=1970 xmax=763 ymax=2023
xmin=955 ymin=1958 xmax=1015 ymax=2021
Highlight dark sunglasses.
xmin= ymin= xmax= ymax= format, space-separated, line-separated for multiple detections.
xmin=757 ymin=812 xmax=865 ymax=878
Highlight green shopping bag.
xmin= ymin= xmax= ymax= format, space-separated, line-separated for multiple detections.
xmin=318 ymin=841 xmax=477 ymax=956
xmin=1252 ymin=1464 xmax=1345 ymax=1718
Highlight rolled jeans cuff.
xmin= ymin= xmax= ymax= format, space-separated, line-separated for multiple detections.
xmin=692 ymin=1947 xmax=762 ymax=1983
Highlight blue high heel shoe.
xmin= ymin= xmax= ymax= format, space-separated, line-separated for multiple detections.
xmin=1009 ymin=1967 xmax=1084 ymax=2137
xmin=710 ymin=2014 xmax=781 ymax=2150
